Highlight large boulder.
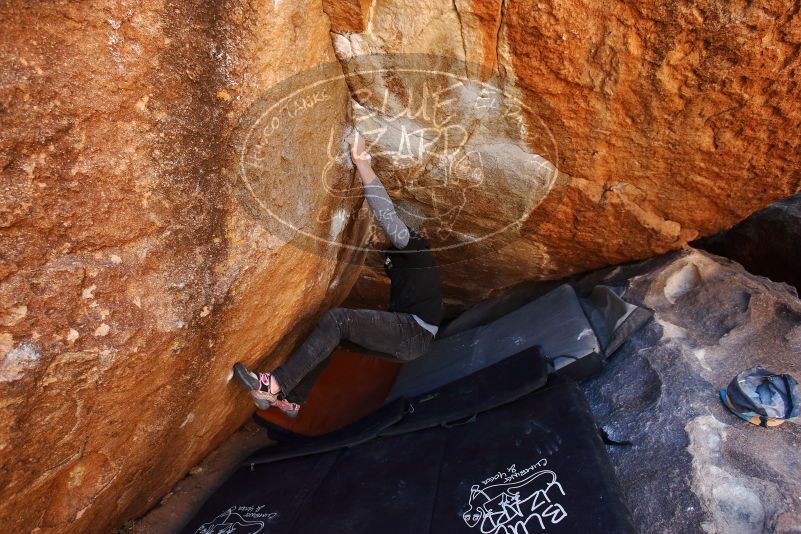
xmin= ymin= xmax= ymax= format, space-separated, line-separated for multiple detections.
xmin=580 ymin=248 xmax=801 ymax=532
xmin=0 ymin=1 xmax=367 ymax=531
xmin=325 ymin=0 xmax=801 ymax=303
xmin=2 ymin=0 xmax=801 ymax=531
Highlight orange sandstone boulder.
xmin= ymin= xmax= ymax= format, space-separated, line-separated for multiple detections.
xmin=2 ymin=0 xmax=801 ymax=530
xmin=327 ymin=0 xmax=801 ymax=304
xmin=0 ymin=1 xmax=366 ymax=531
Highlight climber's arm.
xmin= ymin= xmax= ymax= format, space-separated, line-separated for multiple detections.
xmin=348 ymin=133 xmax=410 ymax=249
xmin=360 ymin=169 xmax=411 ymax=249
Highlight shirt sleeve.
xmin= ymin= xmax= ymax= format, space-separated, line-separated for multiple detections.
xmin=363 ymin=179 xmax=410 ymax=249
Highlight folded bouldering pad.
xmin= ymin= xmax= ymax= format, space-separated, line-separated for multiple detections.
xmin=388 ymin=283 xmax=649 ymax=401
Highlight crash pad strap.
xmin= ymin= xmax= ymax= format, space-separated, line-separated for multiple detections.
xmin=248 ymin=398 xmax=407 ymax=465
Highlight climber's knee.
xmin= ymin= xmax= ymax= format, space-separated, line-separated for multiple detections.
xmin=320 ymin=308 xmax=349 ymax=337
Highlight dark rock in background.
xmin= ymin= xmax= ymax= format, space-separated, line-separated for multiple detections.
xmin=581 ymin=248 xmax=801 ymax=533
xmin=695 ymin=193 xmax=801 ymax=295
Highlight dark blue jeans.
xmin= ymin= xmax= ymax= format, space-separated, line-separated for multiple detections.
xmin=271 ymin=308 xmax=434 ymax=404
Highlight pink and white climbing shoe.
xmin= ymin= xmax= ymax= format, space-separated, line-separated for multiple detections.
xmin=232 ymin=363 xmax=301 ymax=418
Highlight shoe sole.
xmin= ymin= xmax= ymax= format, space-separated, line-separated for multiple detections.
xmin=251 ymin=392 xmax=273 ymax=411
xmin=234 ymin=363 xmax=275 ymax=410
xmin=233 ymin=363 xmax=260 ymax=391
xmin=279 ymin=406 xmax=300 ymax=418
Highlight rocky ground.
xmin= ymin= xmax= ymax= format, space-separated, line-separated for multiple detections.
xmin=581 ymin=248 xmax=801 ymax=533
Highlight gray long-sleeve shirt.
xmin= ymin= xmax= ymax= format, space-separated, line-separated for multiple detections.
xmin=363 ymin=180 xmax=410 ymax=250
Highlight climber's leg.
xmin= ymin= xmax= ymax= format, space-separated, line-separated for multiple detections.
xmin=272 ymin=307 xmax=434 ymax=404
xmin=280 ymin=357 xmax=331 ymax=406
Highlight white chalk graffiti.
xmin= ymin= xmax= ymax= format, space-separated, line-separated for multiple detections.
xmin=195 ymin=505 xmax=278 ymax=534
xmin=463 ymin=461 xmax=567 ymax=533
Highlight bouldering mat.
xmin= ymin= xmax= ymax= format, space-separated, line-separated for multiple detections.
xmin=388 ymin=284 xmax=603 ymax=400
xmin=183 ymin=375 xmax=635 ymax=534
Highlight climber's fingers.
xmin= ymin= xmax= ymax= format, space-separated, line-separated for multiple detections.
xmin=346 ymin=130 xmax=367 ymax=160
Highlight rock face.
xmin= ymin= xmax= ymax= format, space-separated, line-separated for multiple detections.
xmin=325 ymin=0 xmax=801 ymax=303
xmin=580 ymin=249 xmax=801 ymax=533
xmin=696 ymin=192 xmax=801 ymax=295
xmin=0 ymin=1 xmax=367 ymax=532
xmin=2 ymin=0 xmax=801 ymax=531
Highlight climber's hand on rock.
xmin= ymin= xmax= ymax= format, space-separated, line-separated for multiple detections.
xmin=346 ymin=131 xmax=370 ymax=166
xmin=346 ymin=130 xmax=377 ymax=185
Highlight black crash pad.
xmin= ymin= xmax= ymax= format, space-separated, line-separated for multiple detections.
xmin=388 ymin=284 xmax=651 ymax=401
xmin=389 ymin=284 xmax=600 ymax=400
xmin=183 ymin=375 xmax=635 ymax=534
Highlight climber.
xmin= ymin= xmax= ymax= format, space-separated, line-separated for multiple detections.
xmin=232 ymin=131 xmax=443 ymax=417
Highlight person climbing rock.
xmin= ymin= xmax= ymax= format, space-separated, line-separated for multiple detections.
xmin=232 ymin=131 xmax=443 ymax=417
